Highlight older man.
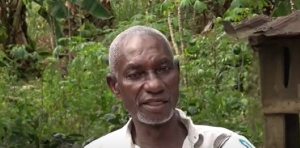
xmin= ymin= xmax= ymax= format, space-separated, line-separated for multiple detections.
xmin=85 ymin=26 xmax=255 ymax=148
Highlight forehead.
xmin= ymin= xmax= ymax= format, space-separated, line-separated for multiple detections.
xmin=123 ymin=34 xmax=170 ymax=53
xmin=116 ymin=35 xmax=172 ymax=72
xmin=121 ymin=34 xmax=172 ymax=60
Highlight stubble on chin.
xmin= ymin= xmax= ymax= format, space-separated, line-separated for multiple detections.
xmin=135 ymin=109 xmax=175 ymax=125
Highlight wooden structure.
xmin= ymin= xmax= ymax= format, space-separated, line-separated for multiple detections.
xmin=248 ymin=11 xmax=300 ymax=148
xmin=223 ymin=10 xmax=300 ymax=148
xmin=221 ymin=15 xmax=271 ymax=39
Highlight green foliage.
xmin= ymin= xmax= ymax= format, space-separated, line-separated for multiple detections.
xmin=272 ymin=0 xmax=300 ymax=17
xmin=272 ymin=1 xmax=292 ymax=16
xmin=10 ymin=45 xmax=29 ymax=60
xmin=24 ymin=0 xmax=112 ymax=47
xmin=80 ymin=0 xmax=112 ymax=19
xmin=4 ymin=0 xmax=294 ymax=147
xmin=0 ymin=22 xmax=8 ymax=43
xmin=110 ymin=0 xmax=148 ymax=22
xmin=230 ymin=0 xmax=267 ymax=9
xmin=0 ymin=39 xmax=128 ymax=147
xmin=49 ymin=0 xmax=69 ymax=19
xmin=193 ymin=1 xmax=207 ymax=13
xmin=161 ymin=0 xmax=174 ymax=12
xmin=180 ymin=0 xmax=192 ymax=8
xmin=178 ymin=25 xmax=262 ymax=145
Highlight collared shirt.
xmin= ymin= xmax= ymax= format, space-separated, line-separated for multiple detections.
xmin=85 ymin=109 xmax=255 ymax=148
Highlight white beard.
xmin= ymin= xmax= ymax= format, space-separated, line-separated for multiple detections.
xmin=135 ymin=109 xmax=174 ymax=125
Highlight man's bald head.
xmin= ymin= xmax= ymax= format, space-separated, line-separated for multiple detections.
xmin=108 ymin=26 xmax=173 ymax=75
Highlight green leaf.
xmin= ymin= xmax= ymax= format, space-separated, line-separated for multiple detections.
xmin=81 ymin=0 xmax=112 ymax=19
xmin=230 ymin=0 xmax=248 ymax=8
xmin=161 ymin=0 xmax=174 ymax=12
xmin=29 ymin=52 xmax=41 ymax=61
xmin=32 ymin=0 xmax=44 ymax=6
xmin=180 ymin=0 xmax=191 ymax=8
xmin=10 ymin=45 xmax=28 ymax=60
xmin=272 ymin=1 xmax=292 ymax=17
xmin=53 ymin=45 xmax=63 ymax=58
xmin=194 ymin=1 xmax=207 ymax=13
xmin=188 ymin=106 xmax=198 ymax=115
xmin=49 ymin=0 xmax=69 ymax=18
xmin=37 ymin=51 xmax=52 ymax=58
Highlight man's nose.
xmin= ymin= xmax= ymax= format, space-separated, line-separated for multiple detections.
xmin=144 ymin=72 xmax=164 ymax=94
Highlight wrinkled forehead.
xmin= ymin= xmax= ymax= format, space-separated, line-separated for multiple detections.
xmin=121 ymin=34 xmax=172 ymax=57
xmin=111 ymin=35 xmax=173 ymax=75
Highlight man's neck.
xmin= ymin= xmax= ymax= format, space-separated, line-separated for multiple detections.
xmin=131 ymin=111 xmax=188 ymax=148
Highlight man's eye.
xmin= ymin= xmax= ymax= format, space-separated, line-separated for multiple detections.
xmin=127 ymin=72 xmax=143 ymax=79
xmin=157 ymin=67 xmax=170 ymax=73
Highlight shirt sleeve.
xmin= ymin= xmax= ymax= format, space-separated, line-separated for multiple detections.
xmin=221 ymin=134 xmax=256 ymax=148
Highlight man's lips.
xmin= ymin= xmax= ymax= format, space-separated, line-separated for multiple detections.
xmin=143 ymin=100 xmax=168 ymax=106
xmin=145 ymin=101 xmax=167 ymax=105
xmin=140 ymin=98 xmax=168 ymax=106
xmin=140 ymin=99 xmax=169 ymax=112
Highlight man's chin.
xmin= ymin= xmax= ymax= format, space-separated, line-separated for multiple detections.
xmin=136 ymin=109 xmax=174 ymax=125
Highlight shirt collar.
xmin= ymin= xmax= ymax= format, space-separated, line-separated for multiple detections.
xmin=177 ymin=109 xmax=201 ymax=144
xmin=121 ymin=108 xmax=203 ymax=147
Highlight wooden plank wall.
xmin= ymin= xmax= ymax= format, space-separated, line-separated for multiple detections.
xmin=258 ymin=39 xmax=300 ymax=148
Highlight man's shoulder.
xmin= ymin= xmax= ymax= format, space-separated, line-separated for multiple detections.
xmin=194 ymin=125 xmax=255 ymax=148
xmin=194 ymin=124 xmax=235 ymax=135
xmin=84 ymin=128 xmax=126 ymax=148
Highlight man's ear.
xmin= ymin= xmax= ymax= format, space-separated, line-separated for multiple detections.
xmin=106 ymin=73 xmax=121 ymax=99
xmin=174 ymin=58 xmax=180 ymax=72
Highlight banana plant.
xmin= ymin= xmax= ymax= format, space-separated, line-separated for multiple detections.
xmin=29 ymin=0 xmax=113 ymax=47
xmin=0 ymin=0 xmax=112 ymax=60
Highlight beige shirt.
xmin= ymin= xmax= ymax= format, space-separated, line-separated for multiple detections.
xmin=85 ymin=109 xmax=255 ymax=148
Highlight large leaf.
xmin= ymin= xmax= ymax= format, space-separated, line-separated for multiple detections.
xmin=272 ymin=1 xmax=292 ymax=17
xmin=180 ymin=0 xmax=191 ymax=8
xmin=49 ymin=0 xmax=69 ymax=18
xmin=80 ymin=0 xmax=112 ymax=19
xmin=194 ymin=1 xmax=207 ymax=13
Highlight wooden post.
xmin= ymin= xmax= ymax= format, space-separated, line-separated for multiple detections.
xmin=265 ymin=115 xmax=285 ymax=148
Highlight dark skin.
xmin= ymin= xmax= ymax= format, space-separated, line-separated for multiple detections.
xmin=107 ymin=34 xmax=187 ymax=148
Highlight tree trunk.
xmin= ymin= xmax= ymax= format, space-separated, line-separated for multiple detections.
xmin=11 ymin=0 xmax=27 ymax=45
xmin=178 ymin=5 xmax=184 ymax=54
xmin=167 ymin=12 xmax=180 ymax=55
xmin=1 ymin=0 xmax=29 ymax=47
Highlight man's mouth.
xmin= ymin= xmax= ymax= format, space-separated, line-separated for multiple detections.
xmin=144 ymin=101 xmax=168 ymax=106
xmin=141 ymin=100 xmax=169 ymax=112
